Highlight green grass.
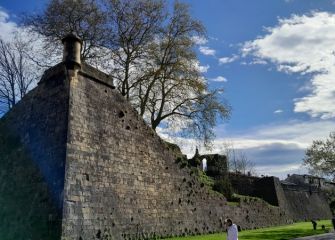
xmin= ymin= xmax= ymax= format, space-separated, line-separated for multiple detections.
xmin=167 ymin=220 xmax=333 ymax=240
xmin=226 ymin=201 xmax=239 ymax=206
xmin=197 ymin=169 xmax=215 ymax=188
xmin=225 ymin=193 xmax=280 ymax=208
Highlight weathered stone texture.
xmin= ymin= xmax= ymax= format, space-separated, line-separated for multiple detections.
xmin=61 ymin=69 xmax=289 ymax=239
xmin=0 ymin=61 xmax=331 ymax=240
xmin=230 ymin=175 xmax=283 ymax=206
xmin=282 ymin=185 xmax=332 ymax=220
xmin=0 ymin=64 xmax=69 ymax=239
xmin=230 ymin=173 xmax=259 ymax=197
xmin=230 ymin=173 xmax=332 ymax=222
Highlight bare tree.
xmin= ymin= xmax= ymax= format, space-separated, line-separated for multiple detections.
xmin=222 ymin=141 xmax=256 ymax=175
xmin=104 ymin=0 xmax=165 ymax=99
xmin=24 ymin=0 xmax=107 ymax=63
xmin=136 ymin=0 xmax=204 ymax=118
xmin=0 ymin=37 xmax=38 ymax=113
xmin=133 ymin=1 xmax=230 ymax=145
xmin=235 ymin=151 xmax=255 ymax=175
xmin=22 ymin=0 xmax=231 ymax=146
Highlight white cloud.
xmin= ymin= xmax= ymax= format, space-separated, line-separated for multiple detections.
xmin=234 ymin=120 xmax=334 ymax=147
xmin=0 ymin=8 xmax=114 ymax=73
xmin=196 ymin=63 xmax=210 ymax=73
xmin=160 ymin=120 xmax=334 ymax=179
xmin=274 ymin=109 xmax=283 ymax=114
xmin=243 ymin=12 xmax=335 ymax=119
xmin=257 ymin=163 xmax=306 ymax=179
xmin=0 ymin=8 xmax=61 ymax=68
xmin=0 ymin=8 xmax=18 ymax=42
xmin=211 ymin=76 xmax=227 ymax=82
xmin=209 ymin=36 xmax=219 ymax=41
xmin=250 ymin=58 xmax=268 ymax=65
xmin=218 ymin=55 xmax=238 ymax=65
xmin=192 ymin=36 xmax=208 ymax=45
xmin=174 ymin=120 xmax=335 ymax=155
xmin=199 ymin=46 xmax=216 ymax=56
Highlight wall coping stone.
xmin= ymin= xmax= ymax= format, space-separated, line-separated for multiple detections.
xmin=39 ymin=62 xmax=114 ymax=89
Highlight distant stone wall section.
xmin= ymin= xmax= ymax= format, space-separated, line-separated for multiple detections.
xmin=202 ymin=154 xmax=228 ymax=179
xmin=230 ymin=173 xmax=258 ymax=197
xmin=282 ymin=185 xmax=332 ymax=220
xmin=230 ymin=173 xmax=331 ymax=221
xmin=230 ymin=175 xmax=281 ymax=206
xmin=254 ymin=177 xmax=281 ymax=207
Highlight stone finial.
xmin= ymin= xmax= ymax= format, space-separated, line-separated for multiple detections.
xmin=62 ymin=33 xmax=82 ymax=69
xmin=194 ymin=147 xmax=200 ymax=157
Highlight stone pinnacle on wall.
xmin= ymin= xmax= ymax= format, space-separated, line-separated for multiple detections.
xmin=62 ymin=33 xmax=82 ymax=70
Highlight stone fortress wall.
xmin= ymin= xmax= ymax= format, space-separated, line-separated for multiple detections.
xmin=0 ymin=63 xmax=70 ymax=239
xmin=0 ymin=34 xmax=332 ymax=240
xmin=61 ymin=56 xmax=290 ymax=239
xmin=229 ymin=173 xmax=332 ymax=221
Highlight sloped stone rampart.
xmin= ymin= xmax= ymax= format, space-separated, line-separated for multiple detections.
xmin=61 ymin=69 xmax=290 ymax=239
xmin=0 ymin=61 xmax=330 ymax=240
xmin=0 ymin=64 xmax=69 ymax=240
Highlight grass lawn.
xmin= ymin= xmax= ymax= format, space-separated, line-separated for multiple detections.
xmin=168 ymin=220 xmax=333 ymax=240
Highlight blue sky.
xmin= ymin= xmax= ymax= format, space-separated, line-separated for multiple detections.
xmin=1 ymin=0 xmax=335 ymax=178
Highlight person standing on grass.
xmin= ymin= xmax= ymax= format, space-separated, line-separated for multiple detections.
xmin=311 ymin=219 xmax=317 ymax=230
xmin=225 ymin=218 xmax=238 ymax=240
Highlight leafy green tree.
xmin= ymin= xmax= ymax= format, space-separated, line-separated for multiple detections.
xmin=304 ymin=132 xmax=335 ymax=180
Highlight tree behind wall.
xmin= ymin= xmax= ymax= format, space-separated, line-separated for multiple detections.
xmin=104 ymin=0 xmax=165 ymax=100
xmin=222 ymin=141 xmax=256 ymax=175
xmin=22 ymin=0 xmax=230 ymax=146
xmin=0 ymin=37 xmax=38 ymax=114
xmin=304 ymin=132 xmax=335 ymax=180
xmin=24 ymin=0 xmax=107 ymax=63
xmin=133 ymin=1 xmax=229 ymax=146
